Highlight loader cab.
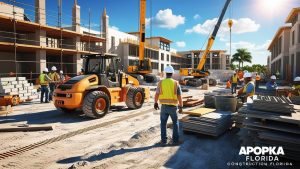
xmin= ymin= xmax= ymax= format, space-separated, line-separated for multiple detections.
xmin=81 ymin=54 xmax=121 ymax=87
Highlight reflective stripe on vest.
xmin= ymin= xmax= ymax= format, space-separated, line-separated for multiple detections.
xmin=158 ymin=78 xmax=178 ymax=106
xmin=243 ymin=81 xmax=255 ymax=96
xmin=232 ymin=75 xmax=238 ymax=83
xmin=39 ymin=73 xmax=48 ymax=85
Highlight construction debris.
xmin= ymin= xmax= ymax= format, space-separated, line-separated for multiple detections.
xmin=180 ymin=111 xmax=232 ymax=137
xmin=0 ymin=77 xmax=38 ymax=101
xmin=234 ymin=96 xmax=300 ymax=162
xmin=0 ymin=125 xmax=53 ymax=132
xmin=182 ymin=95 xmax=204 ymax=107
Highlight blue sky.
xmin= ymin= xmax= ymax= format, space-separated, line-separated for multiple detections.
xmin=8 ymin=0 xmax=300 ymax=65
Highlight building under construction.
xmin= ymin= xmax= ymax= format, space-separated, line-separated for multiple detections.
xmin=0 ymin=0 xmax=105 ymax=83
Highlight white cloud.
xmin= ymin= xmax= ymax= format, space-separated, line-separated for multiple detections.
xmin=226 ymin=40 xmax=271 ymax=65
xmin=185 ymin=18 xmax=260 ymax=37
xmin=193 ymin=14 xmax=200 ymax=19
xmin=110 ymin=26 xmax=119 ymax=31
xmin=176 ymin=41 xmax=186 ymax=48
xmin=146 ymin=9 xmax=185 ymax=29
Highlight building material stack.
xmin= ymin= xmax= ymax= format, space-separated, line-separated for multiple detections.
xmin=180 ymin=111 xmax=232 ymax=137
xmin=234 ymin=95 xmax=300 ymax=161
xmin=0 ymin=77 xmax=38 ymax=101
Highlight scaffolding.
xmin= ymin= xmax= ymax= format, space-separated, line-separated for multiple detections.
xmin=0 ymin=0 xmax=105 ymax=83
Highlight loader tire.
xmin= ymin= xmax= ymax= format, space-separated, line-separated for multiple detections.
xmin=83 ymin=91 xmax=110 ymax=118
xmin=126 ymin=87 xmax=144 ymax=109
xmin=209 ymin=79 xmax=217 ymax=86
xmin=187 ymin=79 xmax=202 ymax=87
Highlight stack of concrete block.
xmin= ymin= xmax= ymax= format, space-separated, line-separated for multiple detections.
xmin=0 ymin=77 xmax=38 ymax=101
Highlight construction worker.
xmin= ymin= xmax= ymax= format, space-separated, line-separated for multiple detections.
xmin=237 ymin=69 xmax=244 ymax=85
xmin=237 ymin=72 xmax=255 ymax=102
xmin=39 ymin=68 xmax=51 ymax=103
xmin=59 ymin=70 xmax=65 ymax=82
xmin=48 ymin=66 xmax=60 ymax=101
xmin=154 ymin=65 xmax=183 ymax=146
xmin=255 ymin=73 xmax=261 ymax=89
xmin=266 ymin=75 xmax=277 ymax=91
xmin=231 ymin=72 xmax=238 ymax=94
xmin=226 ymin=79 xmax=231 ymax=89
xmin=292 ymin=76 xmax=300 ymax=96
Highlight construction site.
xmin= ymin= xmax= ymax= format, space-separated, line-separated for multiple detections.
xmin=0 ymin=0 xmax=300 ymax=169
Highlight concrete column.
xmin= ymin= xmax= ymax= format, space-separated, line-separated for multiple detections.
xmin=72 ymin=0 xmax=80 ymax=33
xmin=73 ymin=53 xmax=82 ymax=74
xmin=35 ymin=0 xmax=46 ymax=25
xmin=191 ymin=52 xmax=194 ymax=68
xmin=102 ymin=8 xmax=109 ymax=53
xmin=36 ymin=50 xmax=46 ymax=73
xmin=210 ymin=53 xmax=212 ymax=69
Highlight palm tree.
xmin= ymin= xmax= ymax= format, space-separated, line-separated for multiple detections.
xmin=231 ymin=48 xmax=252 ymax=69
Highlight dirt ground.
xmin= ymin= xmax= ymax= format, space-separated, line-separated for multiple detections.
xmin=0 ymin=86 xmax=243 ymax=169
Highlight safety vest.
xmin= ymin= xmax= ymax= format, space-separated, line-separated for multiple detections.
xmin=158 ymin=78 xmax=178 ymax=106
xmin=232 ymin=75 xmax=238 ymax=83
xmin=49 ymin=72 xmax=59 ymax=82
xmin=243 ymin=81 xmax=255 ymax=97
xmin=294 ymin=84 xmax=300 ymax=90
xmin=256 ymin=75 xmax=261 ymax=81
xmin=39 ymin=73 xmax=49 ymax=85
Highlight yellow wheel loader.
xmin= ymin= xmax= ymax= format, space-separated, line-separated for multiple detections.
xmin=53 ymin=54 xmax=150 ymax=118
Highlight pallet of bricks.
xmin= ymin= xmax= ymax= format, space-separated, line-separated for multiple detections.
xmin=234 ymin=95 xmax=300 ymax=163
xmin=0 ymin=77 xmax=39 ymax=102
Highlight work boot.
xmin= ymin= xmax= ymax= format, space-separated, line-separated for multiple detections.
xmin=159 ymin=141 xmax=167 ymax=147
xmin=171 ymin=140 xmax=184 ymax=146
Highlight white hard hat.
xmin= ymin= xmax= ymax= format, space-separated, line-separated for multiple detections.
xmin=243 ymin=72 xmax=252 ymax=78
xmin=294 ymin=76 xmax=300 ymax=82
xmin=270 ymin=75 xmax=276 ymax=80
xmin=59 ymin=70 xmax=63 ymax=74
xmin=44 ymin=68 xmax=49 ymax=72
xmin=51 ymin=66 xmax=57 ymax=71
xmin=164 ymin=65 xmax=174 ymax=73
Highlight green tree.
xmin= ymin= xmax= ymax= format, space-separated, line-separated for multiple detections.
xmin=231 ymin=48 xmax=252 ymax=69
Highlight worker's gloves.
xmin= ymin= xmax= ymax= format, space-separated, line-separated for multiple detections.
xmin=178 ymin=106 xmax=183 ymax=114
xmin=154 ymin=103 xmax=159 ymax=110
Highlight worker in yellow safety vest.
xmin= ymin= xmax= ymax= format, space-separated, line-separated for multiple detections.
xmin=231 ymin=72 xmax=238 ymax=94
xmin=154 ymin=65 xmax=183 ymax=146
xmin=238 ymin=72 xmax=255 ymax=102
xmin=255 ymin=73 xmax=261 ymax=89
xmin=292 ymin=77 xmax=300 ymax=96
xmin=48 ymin=66 xmax=60 ymax=101
xmin=39 ymin=68 xmax=52 ymax=103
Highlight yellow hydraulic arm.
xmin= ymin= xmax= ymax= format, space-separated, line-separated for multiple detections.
xmin=196 ymin=0 xmax=232 ymax=71
xmin=139 ymin=0 xmax=146 ymax=64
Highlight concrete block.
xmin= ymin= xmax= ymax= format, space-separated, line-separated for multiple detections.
xmin=0 ymin=81 xmax=10 ymax=86
xmin=0 ymin=88 xmax=11 ymax=94
xmin=14 ymin=84 xmax=23 ymax=88
xmin=32 ymin=89 xmax=37 ymax=92
xmin=18 ymin=90 xmax=26 ymax=94
xmin=20 ymin=96 xmax=27 ymax=101
xmin=11 ymin=88 xmax=18 ymax=92
xmin=0 ymin=85 xmax=14 ymax=90
xmin=17 ymin=77 xmax=26 ymax=81
xmin=28 ymin=95 xmax=38 ymax=100
xmin=8 ymin=92 xmax=18 ymax=95
xmin=23 ymin=83 xmax=30 ymax=87
xmin=0 ymin=77 xmax=16 ymax=82
xmin=18 ymin=87 xmax=24 ymax=91
xmin=18 ymin=93 xmax=24 ymax=97
xmin=28 ymin=86 xmax=34 ymax=90
xmin=11 ymin=81 xmax=18 ymax=85
xmin=23 ymin=93 xmax=31 ymax=97
xmin=30 ymin=83 xmax=33 ymax=86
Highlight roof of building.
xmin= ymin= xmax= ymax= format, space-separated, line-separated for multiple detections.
xmin=267 ymin=26 xmax=291 ymax=50
xmin=285 ymin=7 xmax=300 ymax=23
xmin=146 ymin=36 xmax=172 ymax=43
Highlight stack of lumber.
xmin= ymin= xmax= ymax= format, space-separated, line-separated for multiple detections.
xmin=182 ymin=96 xmax=204 ymax=107
xmin=251 ymin=95 xmax=294 ymax=115
xmin=180 ymin=109 xmax=232 ymax=137
xmin=0 ymin=77 xmax=38 ymax=101
xmin=235 ymin=96 xmax=300 ymax=161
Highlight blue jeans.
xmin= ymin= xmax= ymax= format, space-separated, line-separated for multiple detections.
xmin=160 ymin=104 xmax=179 ymax=143
xmin=49 ymin=83 xmax=56 ymax=101
xmin=231 ymin=83 xmax=237 ymax=94
xmin=41 ymin=85 xmax=49 ymax=103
